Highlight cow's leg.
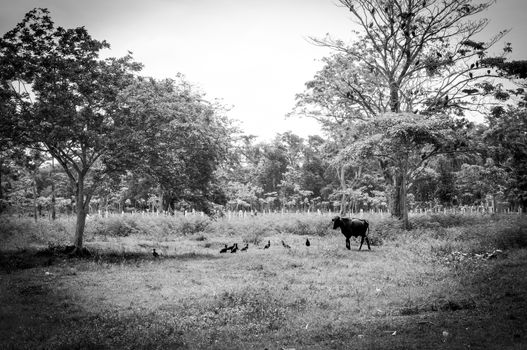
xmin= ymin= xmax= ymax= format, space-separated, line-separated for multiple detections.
xmin=359 ymin=236 xmax=364 ymax=250
xmin=366 ymin=236 xmax=371 ymax=250
xmin=346 ymin=238 xmax=351 ymax=250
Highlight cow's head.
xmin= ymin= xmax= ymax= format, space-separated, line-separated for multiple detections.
xmin=331 ymin=216 xmax=342 ymax=230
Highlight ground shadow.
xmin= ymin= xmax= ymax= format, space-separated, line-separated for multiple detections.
xmin=0 ymin=245 xmax=221 ymax=272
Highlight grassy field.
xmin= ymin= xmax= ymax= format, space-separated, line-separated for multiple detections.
xmin=0 ymin=213 xmax=526 ymax=349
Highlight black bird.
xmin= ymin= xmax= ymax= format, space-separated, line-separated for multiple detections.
xmin=220 ymin=244 xmax=229 ymax=253
xmin=264 ymin=240 xmax=271 ymax=249
xmin=231 ymin=243 xmax=238 ymax=253
xmin=306 ymin=238 xmax=311 ymax=247
xmin=152 ymin=249 xmax=159 ymax=258
xmin=282 ymin=240 xmax=291 ymax=249
xmin=241 ymin=244 xmax=249 ymax=251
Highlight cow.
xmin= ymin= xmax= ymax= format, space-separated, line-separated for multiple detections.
xmin=331 ymin=216 xmax=371 ymax=251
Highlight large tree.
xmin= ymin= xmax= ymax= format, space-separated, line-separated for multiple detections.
xmin=292 ymin=0 xmax=511 ymax=224
xmin=121 ymin=75 xmax=235 ymax=213
xmin=0 ymin=9 xmax=142 ymax=252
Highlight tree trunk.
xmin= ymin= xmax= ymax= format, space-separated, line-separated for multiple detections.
xmin=0 ymin=160 xmax=3 ymax=206
xmin=389 ymin=80 xmax=400 ymax=113
xmin=73 ymin=177 xmax=87 ymax=251
xmin=401 ymin=170 xmax=409 ymax=230
xmin=32 ymin=176 xmax=38 ymax=222
xmin=51 ymin=158 xmax=56 ymax=220
xmin=389 ymin=174 xmax=403 ymax=219
xmin=387 ymin=81 xmax=407 ymax=223
xmin=338 ymin=165 xmax=347 ymax=215
xmin=492 ymin=194 xmax=497 ymax=213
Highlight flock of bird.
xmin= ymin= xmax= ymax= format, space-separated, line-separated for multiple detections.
xmin=219 ymin=238 xmax=310 ymax=254
xmin=151 ymin=238 xmax=312 ymax=258
xmin=219 ymin=243 xmax=249 ymax=253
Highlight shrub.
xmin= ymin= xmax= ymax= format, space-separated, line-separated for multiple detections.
xmin=274 ymin=215 xmax=333 ymax=236
xmin=178 ymin=216 xmax=211 ymax=236
xmin=492 ymin=221 xmax=527 ymax=250
xmin=411 ymin=213 xmax=484 ymax=229
xmin=93 ymin=216 xmax=138 ymax=237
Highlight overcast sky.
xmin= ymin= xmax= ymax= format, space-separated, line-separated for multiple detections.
xmin=1 ymin=0 xmax=526 ymax=140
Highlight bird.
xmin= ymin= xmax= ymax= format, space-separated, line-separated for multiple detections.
xmin=219 ymin=244 xmax=228 ymax=253
xmin=282 ymin=240 xmax=291 ymax=249
xmin=241 ymin=244 xmax=249 ymax=251
xmin=231 ymin=243 xmax=238 ymax=253
xmin=306 ymin=238 xmax=311 ymax=247
xmin=264 ymin=240 xmax=271 ymax=249
xmin=152 ymin=249 xmax=159 ymax=258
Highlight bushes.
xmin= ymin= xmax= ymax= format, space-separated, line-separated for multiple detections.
xmin=86 ymin=214 xmax=212 ymax=238
xmin=492 ymin=219 xmax=527 ymax=250
xmin=274 ymin=216 xmax=332 ymax=236
xmin=0 ymin=216 xmax=73 ymax=250
xmin=410 ymin=213 xmax=489 ymax=229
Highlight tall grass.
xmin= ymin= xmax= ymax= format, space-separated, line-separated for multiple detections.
xmin=1 ymin=211 xmax=525 ymax=251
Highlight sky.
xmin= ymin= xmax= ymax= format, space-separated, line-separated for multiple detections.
xmin=1 ymin=0 xmax=526 ymax=141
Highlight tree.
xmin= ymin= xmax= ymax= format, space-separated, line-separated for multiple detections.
xmin=292 ymin=0 xmax=510 ymax=224
xmin=121 ymin=76 xmax=235 ymax=213
xmin=483 ymin=107 xmax=527 ymax=210
xmin=456 ymin=160 xmax=509 ymax=210
xmin=300 ymin=135 xmax=331 ymax=200
xmin=340 ymin=112 xmax=469 ymax=228
xmin=1 ymin=9 xmax=142 ymax=253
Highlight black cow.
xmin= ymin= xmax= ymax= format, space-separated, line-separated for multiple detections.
xmin=331 ymin=216 xmax=371 ymax=251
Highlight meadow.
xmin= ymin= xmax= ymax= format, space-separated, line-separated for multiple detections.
xmin=0 ymin=212 xmax=526 ymax=349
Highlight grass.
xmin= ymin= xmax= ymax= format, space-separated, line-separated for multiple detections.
xmin=0 ymin=212 xmax=526 ymax=349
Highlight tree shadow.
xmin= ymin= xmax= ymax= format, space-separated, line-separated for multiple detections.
xmin=0 ymin=245 xmax=221 ymax=272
